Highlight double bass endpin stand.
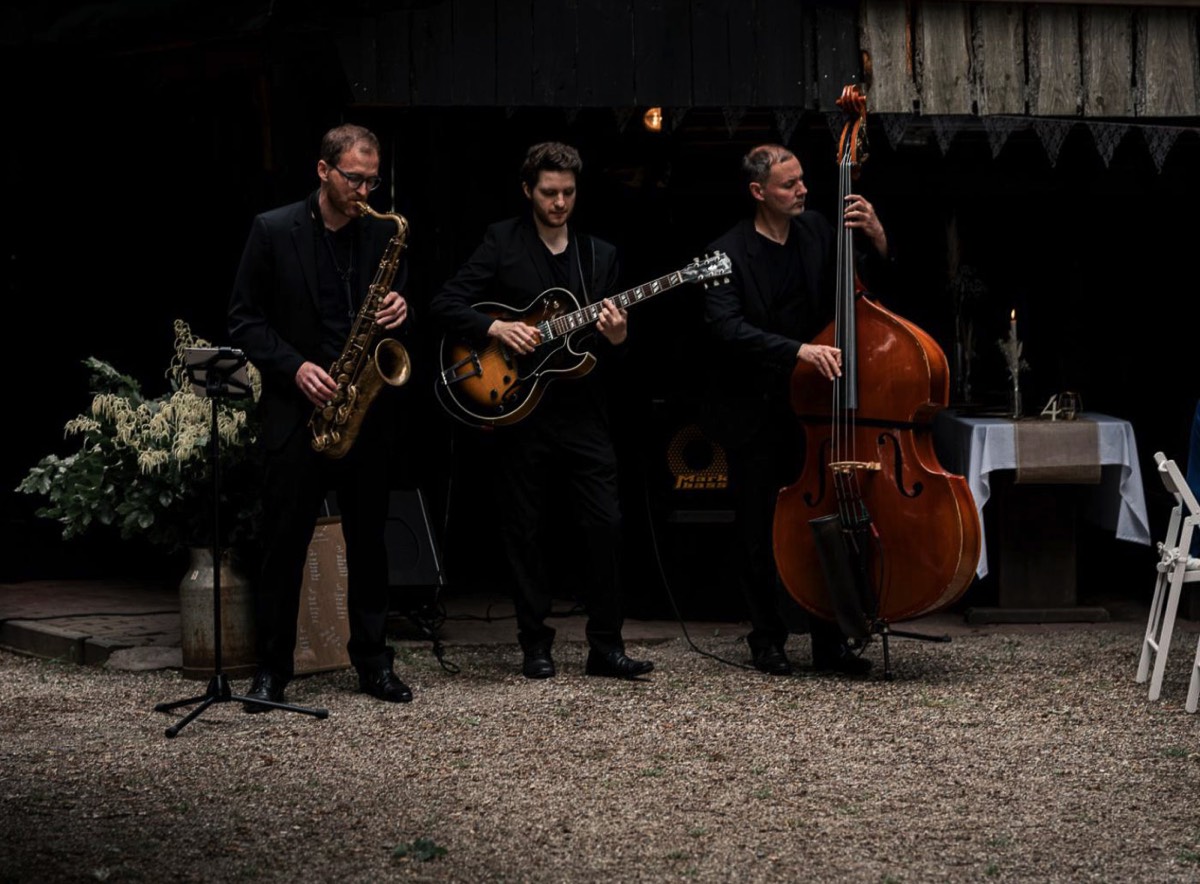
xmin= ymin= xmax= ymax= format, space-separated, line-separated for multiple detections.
xmin=870 ymin=621 xmax=951 ymax=681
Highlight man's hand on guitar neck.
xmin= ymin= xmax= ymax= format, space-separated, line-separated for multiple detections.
xmin=595 ymin=298 xmax=628 ymax=346
xmin=488 ymin=319 xmax=542 ymax=355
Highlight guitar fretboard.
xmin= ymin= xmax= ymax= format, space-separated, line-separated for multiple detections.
xmin=542 ymin=272 xmax=684 ymax=340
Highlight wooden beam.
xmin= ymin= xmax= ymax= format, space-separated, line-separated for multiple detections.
xmin=861 ymin=0 xmax=914 ymax=113
xmin=692 ymin=0 xmax=732 ymax=106
xmin=1081 ymin=6 xmax=1133 ymax=116
xmin=533 ymin=0 xmax=579 ymax=106
xmin=411 ymin=1 xmax=454 ymax=104
xmin=813 ymin=2 xmax=862 ymax=110
xmin=375 ymin=10 xmax=412 ymax=106
xmin=754 ymin=0 xmax=809 ymax=107
xmin=1139 ymin=7 xmax=1200 ymax=116
xmin=975 ymin=3 xmax=1026 ymax=115
xmin=916 ymin=1 xmax=972 ymax=114
xmin=632 ymin=0 xmax=693 ymax=106
xmin=1029 ymin=4 xmax=1082 ymax=116
xmin=578 ymin=0 xmax=635 ymax=106
xmin=496 ymin=0 xmax=534 ymax=105
xmin=452 ymin=0 xmax=497 ymax=105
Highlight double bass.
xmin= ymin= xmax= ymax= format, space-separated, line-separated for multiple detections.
xmin=772 ymin=85 xmax=981 ymax=663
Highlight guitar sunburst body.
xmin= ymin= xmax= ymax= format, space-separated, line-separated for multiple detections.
xmin=437 ymin=289 xmax=597 ymax=427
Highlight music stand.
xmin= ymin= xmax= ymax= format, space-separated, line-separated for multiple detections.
xmin=155 ymin=347 xmax=328 ymax=737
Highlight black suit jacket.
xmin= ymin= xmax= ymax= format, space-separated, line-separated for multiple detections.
xmin=702 ymin=213 xmax=836 ymax=446
xmin=228 ymin=194 xmax=408 ymax=451
xmin=429 ymin=215 xmax=622 ymax=419
xmin=430 ymin=215 xmax=617 ymax=343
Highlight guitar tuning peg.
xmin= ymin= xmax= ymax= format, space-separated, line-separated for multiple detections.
xmin=693 ymin=256 xmax=699 ymax=263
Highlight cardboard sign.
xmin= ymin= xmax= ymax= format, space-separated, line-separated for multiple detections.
xmin=294 ymin=516 xmax=351 ymax=675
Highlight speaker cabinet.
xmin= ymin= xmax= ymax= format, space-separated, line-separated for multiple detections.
xmin=386 ymin=489 xmax=444 ymax=614
xmin=320 ymin=489 xmax=443 ymax=617
xmin=630 ymin=400 xmax=745 ymax=621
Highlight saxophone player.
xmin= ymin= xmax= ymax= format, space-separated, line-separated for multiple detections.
xmin=229 ymin=124 xmax=414 ymax=709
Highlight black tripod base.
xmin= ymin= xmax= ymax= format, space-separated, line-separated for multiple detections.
xmin=155 ymin=673 xmax=329 ymax=738
xmin=873 ymin=623 xmax=952 ymax=682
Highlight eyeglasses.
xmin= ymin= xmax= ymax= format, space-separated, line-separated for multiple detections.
xmin=332 ymin=165 xmax=383 ymax=192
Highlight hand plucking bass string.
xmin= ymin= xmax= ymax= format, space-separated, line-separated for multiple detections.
xmin=797 ymin=193 xmax=887 ymax=381
xmin=295 ymin=290 xmax=408 ymax=407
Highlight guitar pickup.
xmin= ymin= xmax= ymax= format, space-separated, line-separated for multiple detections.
xmin=441 ymin=350 xmax=483 ymax=387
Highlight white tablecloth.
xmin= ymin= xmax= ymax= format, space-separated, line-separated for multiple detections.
xmin=932 ymin=411 xmax=1152 ymax=578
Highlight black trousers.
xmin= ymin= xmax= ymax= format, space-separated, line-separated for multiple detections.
xmin=254 ymin=416 xmax=392 ymax=681
xmin=726 ymin=405 xmax=848 ymax=660
xmin=493 ymin=401 xmax=624 ymax=656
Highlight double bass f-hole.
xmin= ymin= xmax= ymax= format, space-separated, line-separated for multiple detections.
xmin=877 ymin=432 xmax=923 ymax=498
xmin=806 ymin=433 xmax=923 ymax=504
xmin=803 ymin=437 xmax=832 ymax=507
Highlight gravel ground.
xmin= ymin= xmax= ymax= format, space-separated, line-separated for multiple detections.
xmin=2 ymin=627 xmax=1199 ymax=883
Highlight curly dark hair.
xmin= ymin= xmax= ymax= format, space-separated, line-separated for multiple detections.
xmin=519 ymin=142 xmax=582 ymax=189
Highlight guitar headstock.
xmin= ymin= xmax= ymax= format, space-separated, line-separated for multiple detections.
xmin=682 ymin=251 xmax=732 ymax=288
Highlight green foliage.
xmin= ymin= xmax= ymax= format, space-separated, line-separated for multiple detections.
xmin=16 ymin=321 xmax=263 ymax=554
xmin=392 ymin=837 xmax=447 ymax=862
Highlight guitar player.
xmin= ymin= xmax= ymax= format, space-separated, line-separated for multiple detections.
xmin=429 ymin=141 xmax=654 ymax=681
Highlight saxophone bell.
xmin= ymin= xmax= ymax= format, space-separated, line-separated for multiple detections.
xmin=375 ymin=336 xmax=411 ymax=387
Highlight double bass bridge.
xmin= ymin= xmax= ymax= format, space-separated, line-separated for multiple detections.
xmin=828 ymin=460 xmax=881 ymax=474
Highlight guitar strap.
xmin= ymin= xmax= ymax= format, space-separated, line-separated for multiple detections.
xmin=574 ymin=232 xmax=597 ymax=304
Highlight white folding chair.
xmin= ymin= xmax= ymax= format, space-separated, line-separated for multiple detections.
xmin=1136 ymin=452 xmax=1200 ymax=702
xmin=1188 ymin=631 xmax=1200 ymax=712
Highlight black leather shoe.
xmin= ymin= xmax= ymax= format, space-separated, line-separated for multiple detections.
xmin=243 ymin=668 xmax=286 ymax=713
xmin=522 ymin=646 xmax=556 ymax=679
xmin=813 ymin=644 xmax=872 ymax=676
xmin=752 ymin=645 xmax=793 ymax=676
xmin=585 ymin=649 xmax=654 ymax=679
xmin=358 ymin=668 xmax=413 ymax=703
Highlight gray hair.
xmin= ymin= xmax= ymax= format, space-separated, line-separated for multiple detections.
xmin=742 ymin=144 xmax=795 ymax=186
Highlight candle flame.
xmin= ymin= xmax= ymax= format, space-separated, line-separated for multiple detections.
xmin=1011 ymin=309 xmax=1016 ymax=321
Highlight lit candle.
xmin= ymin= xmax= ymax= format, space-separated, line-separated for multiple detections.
xmin=1010 ymin=309 xmax=1017 ymax=341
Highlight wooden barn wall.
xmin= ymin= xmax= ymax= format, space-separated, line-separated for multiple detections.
xmin=336 ymin=0 xmax=1200 ymax=118
xmin=863 ymin=1 xmax=1200 ymax=116
xmin=335 ymin=0 xmax=863 ymax=110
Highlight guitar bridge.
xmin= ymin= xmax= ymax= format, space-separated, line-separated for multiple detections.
xmin=441 ymin=350 xmax=482 ymax=387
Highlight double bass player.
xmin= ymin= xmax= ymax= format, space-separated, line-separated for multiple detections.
xmin=703 ymin=143 xmax=892 ymax=676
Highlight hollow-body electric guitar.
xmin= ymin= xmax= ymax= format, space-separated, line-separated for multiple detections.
xmin=436 ymin=252 xmax=731 ymax=428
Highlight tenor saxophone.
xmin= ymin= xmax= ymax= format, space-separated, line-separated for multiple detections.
xmin=309 ymin=201 xmax=411 ymax=458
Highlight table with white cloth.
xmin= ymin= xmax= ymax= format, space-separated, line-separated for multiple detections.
xmin=932 ymin=410 xmax=1152 ymax=621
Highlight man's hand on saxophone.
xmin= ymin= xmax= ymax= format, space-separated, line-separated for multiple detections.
xmin=375 ymin=290 xmax=408 ymax=330
xmin=295 ymin=362 xmax=339 ymax=408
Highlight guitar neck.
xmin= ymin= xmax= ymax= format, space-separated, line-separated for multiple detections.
xmin=540 ymin=270 xmax=687 ymax=341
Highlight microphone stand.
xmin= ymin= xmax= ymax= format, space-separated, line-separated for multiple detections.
xmin=155 ymin=348 xmax=328 ymax=737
